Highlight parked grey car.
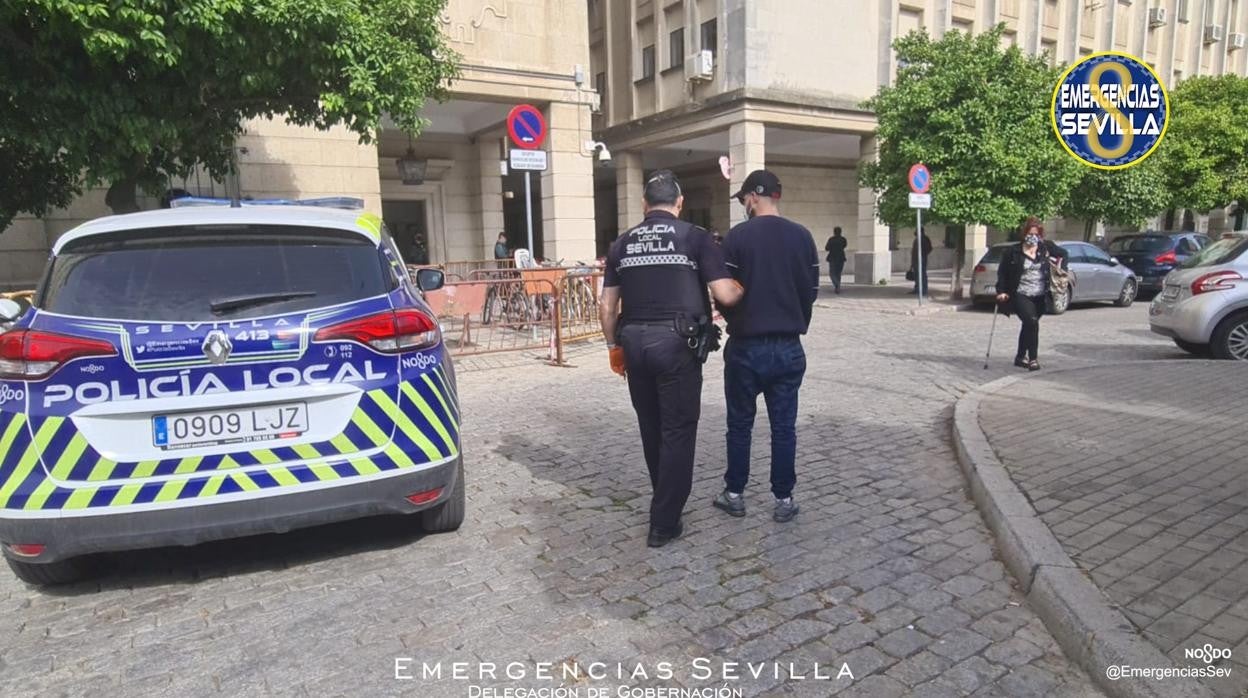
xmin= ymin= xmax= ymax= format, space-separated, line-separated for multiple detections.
xmin=1149 ymin=233 xmax=1248 ymax=360
xmin=971 ymin=240 xmax=1139 ymax=312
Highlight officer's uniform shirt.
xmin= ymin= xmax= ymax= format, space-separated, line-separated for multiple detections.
xmin=604 ymin=210 xmax=730 ymax=323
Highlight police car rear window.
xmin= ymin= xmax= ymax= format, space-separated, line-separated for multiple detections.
xmin=40 ymin=225 xmax=390 ymax=321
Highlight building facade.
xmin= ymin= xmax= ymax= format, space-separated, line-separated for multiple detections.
xmin=0 ymin=0 xmax=599 ymax=289
xmin=4 ymin=1 xmax=1248 ymax=289
xmin=590 ymin=0 xmax=1248 ymax=281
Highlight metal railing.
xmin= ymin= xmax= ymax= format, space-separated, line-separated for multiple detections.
xmin=423 ymin=276 xmax=566 ymax=364
xmin=421 ymin=263 xmax=605 ymax=364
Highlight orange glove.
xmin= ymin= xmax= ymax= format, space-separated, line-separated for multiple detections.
xmin=608 ymin=346 xmax=626 ymax=377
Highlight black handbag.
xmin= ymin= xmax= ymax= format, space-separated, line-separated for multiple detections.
xmin=905 ymin=269 xmax=916 ymax=282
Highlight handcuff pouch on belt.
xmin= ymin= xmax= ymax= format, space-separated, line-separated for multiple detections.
xmin=674 ymin=313 xmax=722 ymax=364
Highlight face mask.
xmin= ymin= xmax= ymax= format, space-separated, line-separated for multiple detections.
xmin=1024 ymin=234 xmax=1041 ymax=246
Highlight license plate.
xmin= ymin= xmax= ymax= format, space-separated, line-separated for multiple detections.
xmin=153 ymin=402 xmax=309 ymax=450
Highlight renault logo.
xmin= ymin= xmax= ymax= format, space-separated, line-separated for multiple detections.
xmin=202 ymin=330 xmax=233 ymax=365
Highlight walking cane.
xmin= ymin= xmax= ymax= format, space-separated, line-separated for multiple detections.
xmin=984 ymin=302 xmax=1000 ymax=370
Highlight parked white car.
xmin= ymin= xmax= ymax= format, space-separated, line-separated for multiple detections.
xmin=1149 ymin=233 xmax=1248 ymax=360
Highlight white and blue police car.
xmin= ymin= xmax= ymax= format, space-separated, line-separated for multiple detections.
xmin=0 ymin=198 xmax=462 ymax=585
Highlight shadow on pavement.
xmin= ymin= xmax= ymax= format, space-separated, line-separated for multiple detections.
xmin=41 ymin=514 xmax=430 ymax=597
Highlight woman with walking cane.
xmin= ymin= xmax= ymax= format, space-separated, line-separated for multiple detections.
xmin=994 ymin=218 xmax=1068 ymax=371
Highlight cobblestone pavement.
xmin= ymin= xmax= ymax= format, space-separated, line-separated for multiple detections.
xmin=0 ymin=296 xmax=1182 ymax=697
xmin=979 ymin=363 xmax=1248 ymax=697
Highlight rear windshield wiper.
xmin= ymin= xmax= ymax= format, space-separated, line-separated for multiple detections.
xmin=210 ymin=291 xmax=317 ymax=315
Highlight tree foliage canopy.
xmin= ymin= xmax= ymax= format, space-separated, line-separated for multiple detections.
xmin=1154 ymin=74 xmax=1248 ymax=213
xmin=860 ymin=26 xmax=1080 ymax=230
xmin=0 ymin=0 xmax=458 ymax=228
xmin=1058 ymin=162 xmax=1168 ymax=239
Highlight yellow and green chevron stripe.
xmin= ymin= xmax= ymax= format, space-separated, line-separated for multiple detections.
xmin=0 ymin=377 xmax=459 ymax=513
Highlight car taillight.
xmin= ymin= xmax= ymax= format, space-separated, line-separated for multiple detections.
xmin=1191 ymin=270 xmax=1243 ymax=295
xmin=0 ymin=329 xmax=117 ymax=380
xmin=7 ymin=543 xmax=44 ymax=557
xmin=313 ymin=309 xmax=440 ymax=352
xmin=1154 ymin=250 xmax=1178 ymax=265
xmin=974 ymin=264 xmax=987 ymax=273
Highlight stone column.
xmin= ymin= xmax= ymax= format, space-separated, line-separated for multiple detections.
xmin=963 ymin=224 xmax=988 ymax=275
xmin=616 ymin=151 xmax=646 ymax=234
xmin=541 ymin=102 xmax=597 ymax=263
xmin=855 ymin=135 xmax=892 ymax=285
xmin=728 ymin=120 xmax=765 ymax=229
xmin=478 ymin=137 xmax=506 ymax=258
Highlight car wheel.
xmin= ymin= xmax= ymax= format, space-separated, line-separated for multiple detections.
xmin=1114 ymin=279 xmax=1137 ymax=307
xmin=1049 ymin=288 xmax=1070 ymax=315
xmin=1173 ymin=338 xmax=1211 ymax=357
xmin=421 ymin=459 xmax=465 ymax=533
xmin=6 ymin=556 xmax=92 ymax=586
xmin=1210 ymin=310 xmax=1248 ymax=361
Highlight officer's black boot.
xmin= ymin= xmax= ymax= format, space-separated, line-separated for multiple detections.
xmin=646 ymin=519 xmax=684 ymax=548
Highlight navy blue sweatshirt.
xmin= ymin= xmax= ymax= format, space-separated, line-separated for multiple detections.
xmin=721 ymin=215 xmax=820 ymax=337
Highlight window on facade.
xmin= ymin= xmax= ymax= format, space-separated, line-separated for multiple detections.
xmin=594 ymin=72 xmax=607 ymax=113
xmin=701 ymin=19 xmax=718 ymax=57
xmin=1178 ymin=0 xmax=1191 ymax=23
xmin=641 ymin=45 xmax=656 ymax=80
xmin=670 ymin=28 xmax=685 ymax=70
xmin=1041 ymin=40 xmax=1057 ymax=65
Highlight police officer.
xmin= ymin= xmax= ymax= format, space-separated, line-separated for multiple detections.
xmin=598 ymin=170 xmax=743 ymax=548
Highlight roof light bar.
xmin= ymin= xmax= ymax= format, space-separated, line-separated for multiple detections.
xmin=169 ymin=197 xmax=364 ymax=210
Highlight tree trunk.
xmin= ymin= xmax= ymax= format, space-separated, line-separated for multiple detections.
xmin=951 ymin=226 xmax=966 ymax=300
xmin=104 ymin=176 xmax=141 ymax=215
xmin=1083 ymin=219 xmax=1095 ymax=242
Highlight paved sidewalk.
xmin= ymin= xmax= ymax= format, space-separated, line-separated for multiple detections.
xmin=976 ymin=363 xmax=1248 ymax=697
xmin=817 ymin=271 xmax=973 ymax=317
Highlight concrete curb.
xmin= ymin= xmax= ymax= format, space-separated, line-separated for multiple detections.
xmin=813 ymin=300 xmax=975 ymax=317
xmin=952 ymin=372 xmax=1215 ymax=698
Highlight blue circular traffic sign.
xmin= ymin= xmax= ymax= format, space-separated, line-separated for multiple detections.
xmin=908 ymin=164 xmax=930 ymax=194
xmin=507 ymin=104 xmax=547 ymax=151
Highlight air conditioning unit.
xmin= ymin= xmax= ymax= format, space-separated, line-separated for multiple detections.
xmin=1231 ymin=33 xmax=1247 ymax=50
xmin=1147 ymin=7 xmax=1167 ymax=28
xmin=1204 ymin=24 xmax=1225 ymax=44
xmin=684 ymin=49 xmax=714 ymax=82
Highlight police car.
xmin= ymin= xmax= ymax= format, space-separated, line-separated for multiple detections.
xmin=0 ymin=198 xmax=463 ymax=585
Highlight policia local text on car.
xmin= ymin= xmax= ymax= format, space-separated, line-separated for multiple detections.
xmin=598 ymin=171 xmax=743 ymax=548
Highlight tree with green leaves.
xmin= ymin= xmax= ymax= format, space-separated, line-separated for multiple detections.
xmin=1154 ymin=74 xmax=1248 ymax=214
xmin=859 ymin=25 xmax=1080 ymax=295
xmin=0 ymin=0 xmax=458 ymax=229
xmin=1058 ymin=162 xmax=1168 ymax=241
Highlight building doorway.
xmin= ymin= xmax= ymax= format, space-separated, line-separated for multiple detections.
xmin=502 ymin=171 xmax=544 ymax=259
xmin=383 ymin=200 xmax=430 ymax=265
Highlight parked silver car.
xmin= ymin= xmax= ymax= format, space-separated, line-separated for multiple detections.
xmin=971 ymin=240 xmax=1139 ymax=312
xmin=1149 ymin=233 xmax=1248 ymax=360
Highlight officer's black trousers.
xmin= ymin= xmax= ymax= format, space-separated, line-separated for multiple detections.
xmin=618 ymin=324 xmax=703 ymax=532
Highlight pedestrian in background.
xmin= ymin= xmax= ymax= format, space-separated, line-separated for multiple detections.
xmin=714 ymin=170 xmax=819 ymax=523
xmin=599 ymin=170 xmax=743 ymax=547
xmin=825 ymin=226 xmax=848 ymax=293
xmin=493 ymin=232 xmax=509 ymax=260
xmin=995 ymin=217 xmax=1068 ymax=371
xmin=910 ymin=228 xmax=933 ymax=296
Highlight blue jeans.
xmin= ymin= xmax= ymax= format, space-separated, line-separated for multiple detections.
xmin=723 ymin=335 xmax=807 ymax=499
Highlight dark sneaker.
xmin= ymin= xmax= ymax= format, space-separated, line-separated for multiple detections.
xmin=1028 ymin=359 xmax=1041 ymax=372
xmin=1013 ymin=356 xmax=1029 ymax=369
xmin=773 ymin=497 xmax=800 ymax=523
xmin=713 ymin=489 xmax=746 ymax=517
xmin=647 ymin=520 xmax=684 ymax=548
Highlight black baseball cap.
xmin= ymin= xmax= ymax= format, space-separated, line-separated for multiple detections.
xmin=732 ymin=170 xmax=782 ymax=202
